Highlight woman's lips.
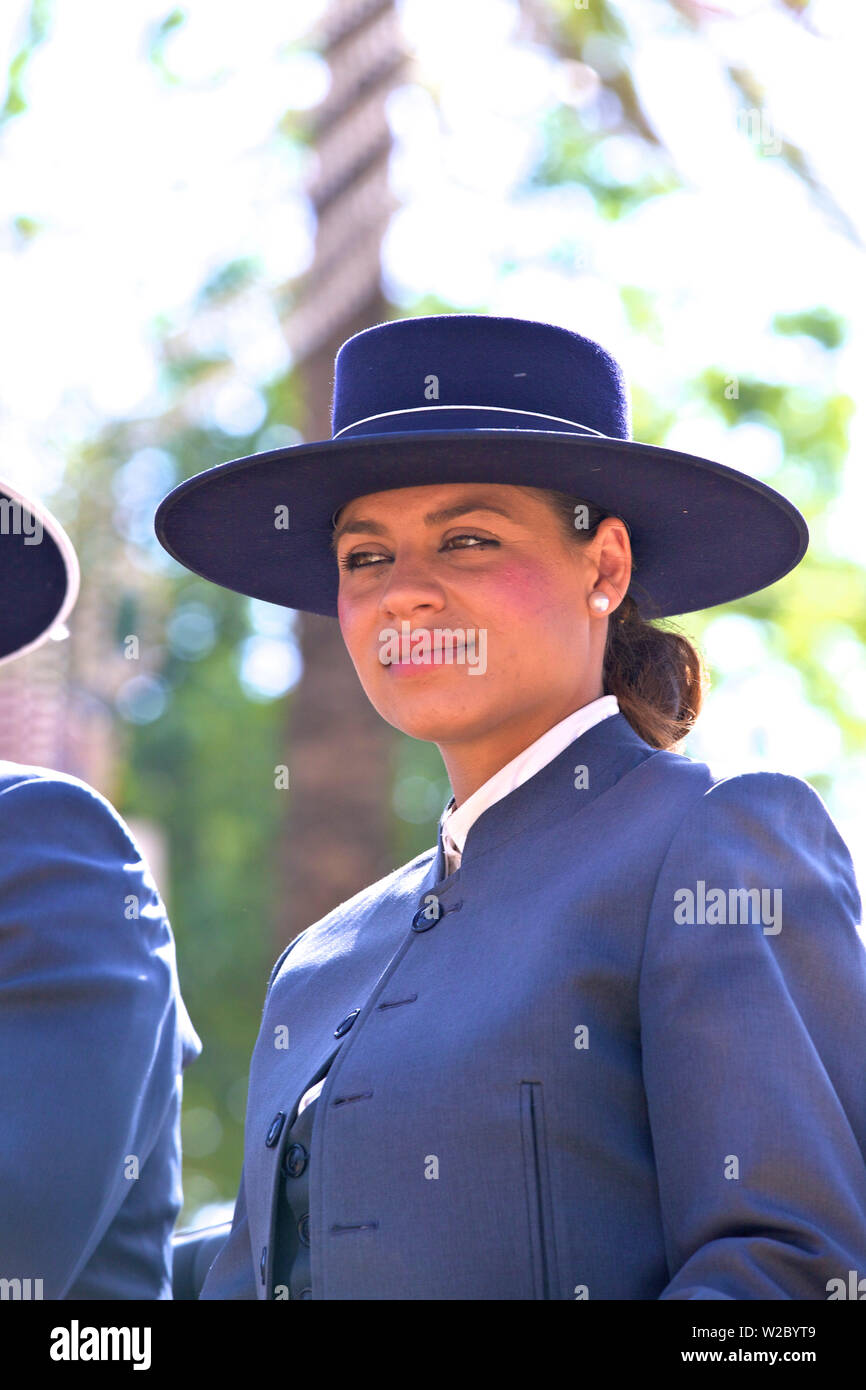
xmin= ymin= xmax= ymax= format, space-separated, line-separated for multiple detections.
xmin=386 ymin=659 xmax=455 ymax=674
xmin=383 ymin=631 xmax=464 ymax=672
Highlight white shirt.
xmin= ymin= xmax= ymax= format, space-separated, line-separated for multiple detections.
xmin=296 ymin=694 xmax=620 ymax=1116
xmin=440 ymin=695 xmax=620 ymax=876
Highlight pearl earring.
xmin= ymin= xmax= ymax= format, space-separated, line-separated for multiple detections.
xmin=588 ymin=591 xmax=610 ymax=613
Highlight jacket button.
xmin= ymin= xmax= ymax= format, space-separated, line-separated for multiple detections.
xmin=298 ymin=1287 xmax=313 ymax=1299
xmin=412 ymin=896 xmax=442 ymax=931
xmin=334 ymin=1008 xmax=360 ymax=1038
xmin=298 ymin=1213 xmax=311 ymax=1247
xmin=283 ymin=1142 xmax=308 ymax=1178
xmin=265 ymin=1112 xmax=286 ymax=1147
xmin=260 ymin=1246 xmax=267 ymax=1283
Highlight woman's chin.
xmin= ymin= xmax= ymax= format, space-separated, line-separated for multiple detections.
xmin=375 ymin=695 xmax=491 ymax=744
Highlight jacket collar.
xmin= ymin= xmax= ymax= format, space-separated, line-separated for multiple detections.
xmin=431 ymin=712 xmax=657 ymax=885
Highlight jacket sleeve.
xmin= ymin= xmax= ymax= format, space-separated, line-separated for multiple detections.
xmin=0 ymin=770 xmax=201 ymax=1299
xmin=639 ymin=770 xmax=866 ymax=1300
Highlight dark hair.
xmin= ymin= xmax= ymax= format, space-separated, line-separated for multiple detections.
xmin=538 ymin=488 xmax=708 ymax=752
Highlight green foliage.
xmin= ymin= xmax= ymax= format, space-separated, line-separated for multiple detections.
xmin=695 ymin=367 xmax=854 ymax=495
xmin=389 ymin=732 xmax=453 ymax=867
xmin=525 ymin=105 xmax=679 ymax=217
xmin=146 ymin=8 xmax=187 ymax=87
xmin=122 ymin=579 xmax=286 ymax=1211
xmin=67 ymin=377 xmax=305 ymax=1211
xmin=196 ymin=257 xmax=262 ymax=307
xmin=276 ymin=108 xmax=316 ymax=148
xmin=28 ymin=0 xmax=52 ymax=42
xmin=0 ymin=0 xmax=53 ymax=127
xmin=628 ymin=381 xmax=678 ymax=448
xmin=160 ymin=352 xmax=233 ymax=390
xmin=772 ymin=306 xmax=847 ymax=350
xmin=138 ymin=387 xmax=301 ymax=1212
xmin=679 ymin=355 xmax=866 ymax=762
xmin=620 ymin=285 xmax=664 ymax=341
xmin=12 ymin=213 xmax=43 ymax=243
xmin=395 ymin=291 xmax=487 ymax=320
xmin=548 ymin=0 xmax=630 ymax=46
xmin=260 ymin=364 xmax=304 ymax=430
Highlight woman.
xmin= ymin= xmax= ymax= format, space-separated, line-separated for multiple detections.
xmin=156 ymin=313 xmax=866 ymax=1300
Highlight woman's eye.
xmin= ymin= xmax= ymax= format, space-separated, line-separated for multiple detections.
xmin=339 ymin=534 xmax=497 ymax=572
xmin=448 ymin=533 xmax=496 ymax=551
xmin=339 ymin=551 xmax=385 ymax=572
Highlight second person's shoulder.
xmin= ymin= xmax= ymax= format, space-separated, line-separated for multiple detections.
xmin=0 ymin=758 xmax=137 ymax=834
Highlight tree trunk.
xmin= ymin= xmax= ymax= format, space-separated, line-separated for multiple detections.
xmin=276 ymin=0 xmax=408 ymax=948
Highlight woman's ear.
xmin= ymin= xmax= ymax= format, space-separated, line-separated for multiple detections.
xmin=592 ymin=517 xmax=631 ymax=610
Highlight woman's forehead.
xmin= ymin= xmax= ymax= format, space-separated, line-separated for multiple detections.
xmin=334 ymin=481 xmax=541 ymax=524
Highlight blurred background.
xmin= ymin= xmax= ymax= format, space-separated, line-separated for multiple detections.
xmin=1 ymin=0 xmax=864 ymax=1229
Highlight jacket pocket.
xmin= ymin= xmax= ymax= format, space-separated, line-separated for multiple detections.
xmin=520 ymin=1081 xmax=559 ymax=1299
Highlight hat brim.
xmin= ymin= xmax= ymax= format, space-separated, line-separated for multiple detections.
xmin=0 ymin=479 xmax=80 ymax=666
xmin=154 ymin=430 xmax=808 ymax=620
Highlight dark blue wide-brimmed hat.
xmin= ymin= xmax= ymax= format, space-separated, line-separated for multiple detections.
xmin=154 ymin=313 xmax=808 ymax=619
xmin=0 ymin=477 xmax=79 ymax=667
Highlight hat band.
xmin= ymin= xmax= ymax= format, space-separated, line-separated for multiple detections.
xmin=331 ymin=404 xmax=609 ymax=440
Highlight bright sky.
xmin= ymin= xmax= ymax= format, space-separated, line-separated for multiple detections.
xmin=1 ymin=0 xmax=865 ymax=884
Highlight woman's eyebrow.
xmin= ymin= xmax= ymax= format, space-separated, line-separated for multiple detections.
xmin=330 ymin=500 xmax=514 ymax=553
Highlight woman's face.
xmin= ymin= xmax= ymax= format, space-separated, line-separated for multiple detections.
xmin=334 ymin=481 xmax=630 ymax=749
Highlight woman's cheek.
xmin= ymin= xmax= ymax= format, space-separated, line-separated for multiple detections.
xmin=337 ymin=591 xmax=363 ymax=656
xmin=337 ymin=586 xmax=361 ymax=630
xmin=338 ymin=592 xmax=380 ymax=676
xmin=478 ymin=561 xmax=556 ymax=622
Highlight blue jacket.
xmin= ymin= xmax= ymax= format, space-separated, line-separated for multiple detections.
xmin=0 ymin=762 xmax=201 ymax=1299
xmin=201 ymin=713 xmax=866 ymax=1299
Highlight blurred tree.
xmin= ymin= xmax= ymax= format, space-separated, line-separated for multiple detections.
xmin=508 ymin=0 xmax=865 ymax=795
xmin=275 ymin=0 xmax=412 ymax=948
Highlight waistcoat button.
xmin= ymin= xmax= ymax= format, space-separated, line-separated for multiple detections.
xmin=298 ymin=1213 xmax=311 ymax=1247
xmin=283 ymin=1142 xmax=308 ymax=1178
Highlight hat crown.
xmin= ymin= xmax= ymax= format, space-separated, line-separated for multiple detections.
xmin=330 ymin=314 xmax=631 ymax=442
